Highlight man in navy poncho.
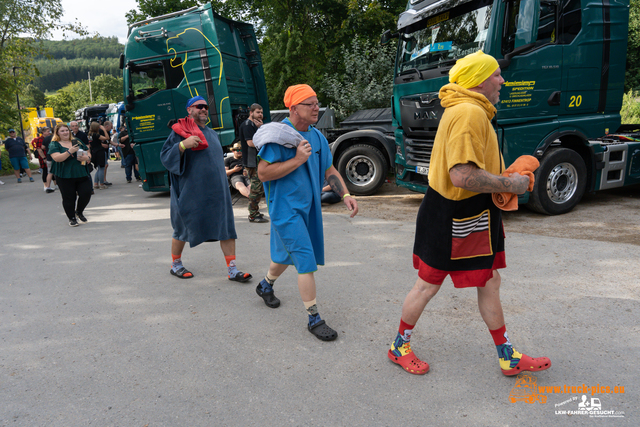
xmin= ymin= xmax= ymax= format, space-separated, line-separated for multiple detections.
xmin=160 ymin=96 xmax=252 ymax=282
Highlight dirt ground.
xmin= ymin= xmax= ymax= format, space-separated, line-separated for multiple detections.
xmin=323 ymin=178 xmax=640 ymax=246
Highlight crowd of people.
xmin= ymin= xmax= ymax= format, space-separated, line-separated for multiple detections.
xmin=2 ymin=51 xmax=552 ymax=379
xmin=2 ymin=119 xmax=140 ymax=226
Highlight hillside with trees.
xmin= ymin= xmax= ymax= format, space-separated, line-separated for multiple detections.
xmin=33 ymin=37 xmax=123 ymax=92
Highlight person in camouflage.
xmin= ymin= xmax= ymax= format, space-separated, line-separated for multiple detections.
xmin=239 ymin=103 xmax=268 ymax=223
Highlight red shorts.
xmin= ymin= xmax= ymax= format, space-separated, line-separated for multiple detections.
xmin=413 ymin=251 xmax=506 ymax=288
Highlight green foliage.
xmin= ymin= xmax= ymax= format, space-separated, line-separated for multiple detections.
xmin=621 ymin=90 xmax=640 ymax=124
xmin=0 ymin=0 xmax=85 ymax=129
xmin=1 ymin=147 xmax=13 ymax=176
xmin=125 ymin=0 xmax=204 ymax=25
xmin=322 ymin=38 xmax=395 ymax=120
xmin=626 ymin=0 xmax=640 ymax=92
xmin=21 ymin=84 xmax=47 ymax=108
xmin=33 ymin=57 xmax=120 ymax=92
xmin=46 ymin=74 xmax=123 ymax=122
xmin=220 ymin=0 xmax=405 ymax=109
xmin=38 ymin=36 xmax=123 ymax=60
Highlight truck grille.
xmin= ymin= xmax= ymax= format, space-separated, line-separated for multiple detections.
xmin=404 ymin=134 xmax=435 ymax=166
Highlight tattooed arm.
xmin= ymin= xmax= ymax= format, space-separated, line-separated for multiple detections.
xmin=449 ymin=163 xmax=530 ymax=194
xmin=325 ymin=166 xmax=358 ymax=217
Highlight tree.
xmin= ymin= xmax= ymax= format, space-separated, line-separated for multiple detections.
xmin=626 ymin=0 xmax=640 ymax=92
xmin=125 ymin=0 xmax=204 ymax=25
xmin=21 ymin=84 xmax=46 ymax=108
xmin=322 ymin=38 xmax=395 ymax=119
xmin=45 ymin=75 xmax=123 ymax=121
xmin=0 ymin=0 xmax=85 ymax=130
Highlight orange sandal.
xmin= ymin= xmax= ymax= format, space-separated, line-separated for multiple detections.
xmin=388 ymin=343 xmax=430 ymax=375
xmin=501 ymin=354 xmax=551 ymax=376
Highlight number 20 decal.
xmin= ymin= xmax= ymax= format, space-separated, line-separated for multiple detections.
xmin=569 ymin=95 xmax=582 ymax=107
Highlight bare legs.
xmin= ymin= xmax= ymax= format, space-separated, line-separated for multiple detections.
xmin=400 ymin=270 xmax=504 ymax=329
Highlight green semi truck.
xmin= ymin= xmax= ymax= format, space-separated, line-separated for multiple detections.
xmin=121 ymin=4 xmax=270 ymax=191
xmin=383 ymin=0 xmax=640 ymax=214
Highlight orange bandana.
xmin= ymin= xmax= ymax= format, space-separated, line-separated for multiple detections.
xmin=283 ymin=84 xmax=317 ymax=108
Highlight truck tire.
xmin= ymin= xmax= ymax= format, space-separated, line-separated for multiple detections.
xmin=336 ymin=144 xmax=388 ymax=196
xmin=527 ymin=147 xmax=587 ymax=215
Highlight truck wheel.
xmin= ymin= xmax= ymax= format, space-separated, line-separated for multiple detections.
xmin=336 ymin=144 xmax=388 ymax=196
xmin=527 ymin=148 xmax=587 ymax=215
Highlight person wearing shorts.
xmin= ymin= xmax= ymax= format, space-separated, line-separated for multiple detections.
xmin=224 ymin=142 xmax=250 ymax=197
xmin=387 ymin=51 xmax=551 ymax=377
xmin=4 ymin=129 xmax=34 ymax=183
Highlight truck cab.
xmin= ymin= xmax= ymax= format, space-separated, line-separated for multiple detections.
xmin=122 ymin=4 xmax=270 ymax=191
xmin=387 ymin=0 xmax=639 ymax=214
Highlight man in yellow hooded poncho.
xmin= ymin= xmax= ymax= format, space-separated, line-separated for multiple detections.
xmin=388 ymin=51 xmax=552 ymax=377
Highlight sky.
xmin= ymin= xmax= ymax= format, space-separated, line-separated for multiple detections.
xmin=51 ymin=0 xmax=133 ymax=44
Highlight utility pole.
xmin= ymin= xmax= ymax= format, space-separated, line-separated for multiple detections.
xmin=12 ymin=67 xmax=25 ymax=139
xmin=88 ymin=71 xmax=93 ymax=102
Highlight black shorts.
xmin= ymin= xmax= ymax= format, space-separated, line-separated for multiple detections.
xmin=230 ymin=174 xmax=248 ymax=188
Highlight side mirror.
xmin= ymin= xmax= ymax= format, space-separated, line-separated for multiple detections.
xmin=119 ymin=54 xmax=125 ymax=70
xmin=380 ymin=30 xmax=399 ymax=46
xmin=125 ymin=94 xmax=135 ymax=111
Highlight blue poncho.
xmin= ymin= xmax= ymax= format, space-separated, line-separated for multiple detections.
xmin=160 ymin=126 xmax=237 ymax=247
xmin=258 ymin=119 xmax=333 ymax=274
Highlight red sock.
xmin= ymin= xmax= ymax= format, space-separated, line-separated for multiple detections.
xmin=490 ymin=325 xmax=507 ymax=345
xmin=172 ymin=253 xmax=181 ymax=262
xmin=398 ymin=319 xmax=415 ymax=338
xmin=224 ymin=255 xmax=235 ymax=267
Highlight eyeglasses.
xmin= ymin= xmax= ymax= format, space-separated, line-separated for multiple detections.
xmin=231 ymin=148 xmax=241 ymax=152
xmin=298 ymin=102 xmax=321 ymax=108
xmin=192 ymin=104 xmax=209 ymax=110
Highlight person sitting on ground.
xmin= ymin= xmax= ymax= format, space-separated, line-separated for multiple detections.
xmin=224 ymin=142 xmax=250 ymax=197
xmin=321 ymin=179 xmax=341 ymax=204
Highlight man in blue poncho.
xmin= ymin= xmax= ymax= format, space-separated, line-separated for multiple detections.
xmin=256 ymin=84 xmax=358 ymax=341
xmin=160 ymin=96 xmax=252 ymax=283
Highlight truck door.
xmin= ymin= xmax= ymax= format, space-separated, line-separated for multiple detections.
xmin=497 ymin=0 xmax=561 ymax=165
xmin=126 ymin=60 xmax=180 ymax=187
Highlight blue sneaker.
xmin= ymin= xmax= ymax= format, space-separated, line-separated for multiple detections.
xmin=17 ymin=178 xmax=22 ymax=183
xmin=29 ymin=177 xmax=34 ymax=182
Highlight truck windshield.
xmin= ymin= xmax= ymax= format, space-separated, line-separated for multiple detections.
xmin=397 ymin=1 xmax=493 ymax=76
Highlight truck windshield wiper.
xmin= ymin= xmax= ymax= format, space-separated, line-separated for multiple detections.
xmin=399 ymin=68 xmax=422 ymax=81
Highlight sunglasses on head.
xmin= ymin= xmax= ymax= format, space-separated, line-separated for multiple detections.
xmin=193 ymin=104 xmax=209 ymax=110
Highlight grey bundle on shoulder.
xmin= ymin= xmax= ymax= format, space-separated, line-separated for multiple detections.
xmin=253 ymin=122 xmax=305 ymax=151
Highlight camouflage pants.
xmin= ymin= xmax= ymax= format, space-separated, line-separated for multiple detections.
xmin=246 ymin=167 xmax=264 ymax=219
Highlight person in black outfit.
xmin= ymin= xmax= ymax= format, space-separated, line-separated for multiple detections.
xmin=238 ymin=103 xmax=268 ymax=223
xmin=88 ymin=121 xmax=109 ymax=189
xmin=119 ymin=125 xmax=141 ymax=183
xmin=224 ymin=142 xmax=250 ymax=197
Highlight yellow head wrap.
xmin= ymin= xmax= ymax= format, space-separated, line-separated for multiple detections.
xmin=449 ymin=51 xmax=499 ymax=89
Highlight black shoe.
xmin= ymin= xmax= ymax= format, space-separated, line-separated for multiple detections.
xmin=256 ymin=282 xmax=280 ymax=308
xmin=76 ymin=211 xmax=87 ymax=223
xmin=104 ymin=181 xmax=113 ymax=186
xmin=45 ymin=188 xmax=55 ymax=194
xmin=136 ymin=177 xmax=142 ymax=182
xmin=127 ymin=180 xmax=132 ymax=183
xmin=69 ymin=218 xmax=79 ymax=227
xmin=249 ymin=214 xmax=269 ymax=223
